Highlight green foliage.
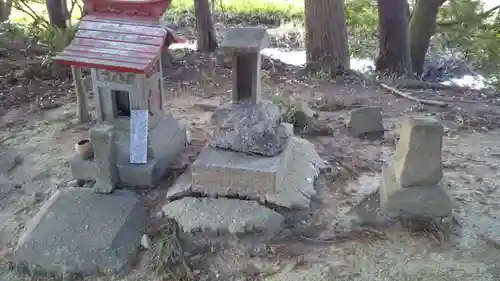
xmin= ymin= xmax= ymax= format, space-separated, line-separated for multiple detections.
xmin=345 ymin=0 xmax=378 ymax=58
xmin=2 ymin=0 xmax=499 ymax=89
xmin=437 ymin=0 xmax=500 ymax=88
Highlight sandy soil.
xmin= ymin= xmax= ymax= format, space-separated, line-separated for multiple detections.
xmin=1 ymin=44 xmax=500 ymax=281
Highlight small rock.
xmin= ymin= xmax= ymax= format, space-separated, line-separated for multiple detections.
xmin=346 ymin=106 xmax=384 ymax=138
xmin=67 ymin=180 xmax=80 ymax=188
xmin=293 ymin=101 xmax=318 ymax=129
xmin=154 ymin=211 xmax=164 ymax=220
xmin=141 ymin=234 xmax=152 ymax=249
xmin=10 ymin=85 xmax=28 ymax=98
xmin=193 ymin=101 xmax=219 ymax=112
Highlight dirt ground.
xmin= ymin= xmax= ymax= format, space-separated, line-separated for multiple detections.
xmin=1 ymin=40 xmax=500 ymax=281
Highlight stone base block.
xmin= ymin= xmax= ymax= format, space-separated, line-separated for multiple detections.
xmin=13 ymin=188 xmax=146 ymax=277
xmin=162 ymin=197 xmax=283 ymax=236
xmin=173 ymin=137 xmax=322 ymax=210
xmin=192 ymin=124 xmax=293 ymax=198
xmin=379 ymin=166 xmax=453 ymax=218
xmin=70 ymin=155 xmax=96 ymax=181
xmin=70 ymin=124 xmax=186 ymax=188
xmin=117 ymin=125 xmax=186 ymax=188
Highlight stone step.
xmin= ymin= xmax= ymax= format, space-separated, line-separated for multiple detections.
xmin=162 ymin=197 xmax=283 ymax=235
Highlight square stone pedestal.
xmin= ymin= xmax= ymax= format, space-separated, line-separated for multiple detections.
xmin=191 ymin=124 xmax=293 ymax=198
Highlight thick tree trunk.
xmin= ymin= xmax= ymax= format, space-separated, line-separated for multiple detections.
xmin=0 ymin=0 xmax=12 ymax=22
xmin=375 ymin=0 xmax=412 ymax=76
xmin=47 ymin=0 xmax=67 ymax=29
xmin=408 ymin=0 xmax=446 ymax=74
xmin=305 ymin=0 xmax=350 ymax=73
xmin=71 ymin=66 xmax=91 ymax=124
xmin=194 ymin=0 xmax=218 ymax=53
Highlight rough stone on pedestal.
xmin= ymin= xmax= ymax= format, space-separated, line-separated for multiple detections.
xmin=90 ymin=124 xmax=118 ymax=194
xmin=210 ymin=100 xmax=290 ymax=156
xmin=379 ymin=118 xmax=453 ymax=225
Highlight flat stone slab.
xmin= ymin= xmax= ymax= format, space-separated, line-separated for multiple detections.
xmin=162 ymin=197 xmax=284 ymax=235
xmin=13 ymin=188 xmax=146 ymax=276
xmin=220 ymin=27 xmax=270 ymax=53
xmin=170 ymin=137 xmax=322 ymax=209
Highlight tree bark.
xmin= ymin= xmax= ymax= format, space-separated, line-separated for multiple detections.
xmin=47 ymin=0 xmax=68 ymax=29
xmin=375 ymin=0 xmax=412 ymax=76
xmin=194 ymin=0 xmax=218 ymax=53
xmin=305 ymin=0 xmax=350 ymax=73
xmin=0 ymin=0 xmax=12 ymax=22
xmin=408 ymin=0 xmax=446 ymax=74
xmin=71 ymin=66 xmax=91 ymax=124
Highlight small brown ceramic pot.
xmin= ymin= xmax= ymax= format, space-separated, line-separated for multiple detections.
xmin=75 ymin=139 xmax=93 ymax=160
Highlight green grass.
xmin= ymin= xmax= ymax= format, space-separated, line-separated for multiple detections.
xmin=170 ymin=0 xmax=304 ymax=20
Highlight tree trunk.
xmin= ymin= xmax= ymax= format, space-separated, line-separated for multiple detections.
xmin=375 ymin=0 xmax=412 ymax=76
xmin=47 ymin=0 xmax=67 ymax=29
xmin=408 ymin=0 xmax=446 ymax=74
xmin=71 ymin=66 xmax=91 ymax=124
xmin=0 ymin=0 xmax=12 ymax=22
xmin=305 ymin=0 xmax=350 ymax=73
xmin=194 ymin=0 xmax=218 ymax=53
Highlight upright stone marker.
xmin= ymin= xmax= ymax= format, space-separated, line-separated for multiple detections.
xmin=379 ymin=118 xmax=453 ymax=226
xmin=91 ymin=124 xmax=118 ymax=194
xmin=392 ymin=118 xmax=443 ymax=187
xmin=220 ymin=27 xmax=270 ymax=104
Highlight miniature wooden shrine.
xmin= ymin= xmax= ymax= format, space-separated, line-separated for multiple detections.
xmin=53 ymin=0 xmax=187 ymax=191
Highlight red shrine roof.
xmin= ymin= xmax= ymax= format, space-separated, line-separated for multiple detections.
xmin=53 ymin=15 xmax=168 ymax=73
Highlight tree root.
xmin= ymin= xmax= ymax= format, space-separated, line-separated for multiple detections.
xmin=380 ymin=83 xmax=448 ymax=107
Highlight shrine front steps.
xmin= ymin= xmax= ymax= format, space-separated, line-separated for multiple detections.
xmin=70 ymin=114 xmax=187 ymax=188
xmin=162 ymin=130 xmax=327 ymax=236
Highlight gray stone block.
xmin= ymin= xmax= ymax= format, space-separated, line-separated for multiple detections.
xmin=162 ymin=197 xmax=283 ymax=235
xmin=114 ymin=112 xmax=183 ymax=163
xmin=347 ymin=106 xmax=384 ymax=137
xmin=186 ymin=136 xmax=322 ymax=210
xmin=69 ymin=155 xmax=96 ymax=181
xmin=265 ymin=137 xmax=321 ymax=209
xmin=90 ymin=125 xmax=118 ymax=194
xmin=220 ymin=27 xmax=270 ymax=53
xmin=392 ymin=118 xmax=444 ymax=187
xmin=117 ymin=125 xmax=186 ymax=188
xmin=192 ymin=126 xmax=293 ymax=198
xmin=13 ymin=188 xmax=146 ymax=276
xmin=379 ymin=167 xmax=452 ymax=218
